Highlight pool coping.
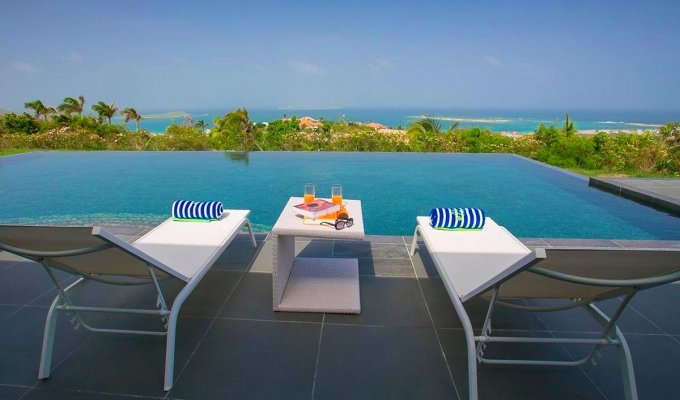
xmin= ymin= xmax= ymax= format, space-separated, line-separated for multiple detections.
xmin=589 ymin=177 xmax=680 ymax=216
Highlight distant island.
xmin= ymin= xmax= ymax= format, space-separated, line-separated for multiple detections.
xmin=140 ymin=111 xmax=190 ymax=119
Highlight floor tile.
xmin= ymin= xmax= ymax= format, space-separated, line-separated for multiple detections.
xmin=170 ymin=319 xmax=320 ymax=400
xmin=543 ymin=238 xmax=622 ymax=248
xmin=358 ymin=257 xmax=415 ymax=277
xmin=314 ymin=325 xmax=456 ymax=400
xmin=419 ymin=278 xmax=546 ymax=331
xmin=220 ymin=272 xmax=322 ymax=322
xmin=22 ymin=387 xmax=157 ymax=399
xmin=0 ymin=305 xmax=20 ymax=321
xmin=365 ymin=235 xmax=405 ymax=244
xmin=533 ymin=297 xmax=664 ymax=335
xmin=0 ymin=385 xmax=30 ymax=400
xmin=562 ymin=332 xmax=680 ymax=399
xmin=247 ymin=239 xmax=274 ymax=273
xmin=296 ymin=239 xmax=334 ymax=257
xmin=409 ymin=244 xmax=440 ymax=278
xmin=213 ymin=238 xmax=264 ymax=271
xmin=0 ymin=261 xmax=70 ymax=305
xmin=625 ymin=284 xmax=680 ymax=334
xmin=119 ymin=270 xmax=242 ymax=319
xmin=38 ymin=316 xmax=211 ymax=397
xmin=0 ymin=307 xmax=89 ymax=386
xmin=333 ymin=241 xmax=408 ymax=259
xmin=0 ymin=252 xmax=27 ymax=263
xmin=324 ymin=276 xmax=432 ymax=327
xmin=438 ymin=328 xmax=606 ymax=400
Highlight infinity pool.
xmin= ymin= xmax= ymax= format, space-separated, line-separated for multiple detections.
xmin=1 ymin=151 xmax=679 ymax=239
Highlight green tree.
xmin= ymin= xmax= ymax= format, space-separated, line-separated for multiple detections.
xmin=564 ymin=113 xmax=576 ymax=136
xmin=211 ymin=108 xmax=263 ymax=150
xmin=24 ymin=100 xmax=49 ymax=121
xmin=121 ymin=107 xmax=143 ymax=131
xmin=0 ymin=112 xmax=40 ymax=134
xmin=91 ymin=101 xmax=118 ymax=124
xmin=57 ymin=96 xmax=85 ymax=116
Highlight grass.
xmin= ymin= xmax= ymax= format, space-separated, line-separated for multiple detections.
xmin=566 ymin=166 xmax=677 ymax=178
xmin=0 ymin=148 xmax=31 ymax=156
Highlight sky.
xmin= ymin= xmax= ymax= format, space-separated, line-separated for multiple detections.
xmin=1 ymin=0 xmax=680 ymax=112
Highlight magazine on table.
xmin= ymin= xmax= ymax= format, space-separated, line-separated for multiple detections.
xmin=293 ymin=199 xmax=341 ymax=219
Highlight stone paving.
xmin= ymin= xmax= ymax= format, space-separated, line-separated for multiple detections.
xmin=1 ymin=226 xmax=679 ymax=399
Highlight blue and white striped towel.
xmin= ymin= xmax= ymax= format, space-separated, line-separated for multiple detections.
xmin=172 ymin=200 xmax=224 ymax=220
xmin=429 ymin=208 xmax=486 ymax=230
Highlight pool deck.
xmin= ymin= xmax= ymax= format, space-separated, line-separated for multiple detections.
xmin=1 ymin=228 xmax=680 ymax=400
xmin=589 ymin=177 xmax=680 ymax=215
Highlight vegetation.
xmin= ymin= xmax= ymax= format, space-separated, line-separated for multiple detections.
xmin=1 ymin=99 xmax=678 ymax=176
xmin=91 ymin=101 xmax=118 ymax=124
xmin=121 ymin=107 xmax=143 ymax=131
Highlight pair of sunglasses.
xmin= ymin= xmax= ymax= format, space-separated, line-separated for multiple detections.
xmin=321 ymin=214 xmax=354 ymax=230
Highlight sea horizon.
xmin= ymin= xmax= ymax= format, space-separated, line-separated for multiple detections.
xmin=107 ymin=107 xmax=678 ymax=134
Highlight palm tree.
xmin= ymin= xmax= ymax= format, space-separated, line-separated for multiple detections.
xmin=214 ymin=108 xmax=263 ymax=150
xmin=91 ymin=101 xmax=118 ymax=124
xmin=57 ymin=96 xmax=85 ymax=116
xmin=44 ymin=106 xmax=57 ymax=121
xmin=121 ymin=107 xmax=143 ymax=131
xmin=24 ymin=100 xmax=49 ymax=121
xmin=228 ymin=108 xmax=262 ymax=151
xmin=194 ymin=119 xmax=209 ymax=132
xmin=407 ymin=116 xmax=443 ymax=135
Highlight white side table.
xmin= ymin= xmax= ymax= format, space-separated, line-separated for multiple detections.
xmin=271 ymin=197 xmax=365 ymax=314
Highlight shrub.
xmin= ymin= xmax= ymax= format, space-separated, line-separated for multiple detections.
xmin=0 ymin=113 xmax=40 ymax=135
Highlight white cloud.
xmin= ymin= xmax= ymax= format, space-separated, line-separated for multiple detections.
xmin=61 ymin=51 xmax=84 ymax=64
xmin=10 ymin=61 xmax=36 ymax=73
xmin=484 ymin=56 xmax=501 ymax=67
xmin=368 ymin=58 xmax=393 ymax=71
xmin=287 ymin=60 xmax=325 ymax=75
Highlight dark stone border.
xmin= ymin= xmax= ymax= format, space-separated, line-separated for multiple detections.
xmin=589 ymin=177 xmax=680 ymax=216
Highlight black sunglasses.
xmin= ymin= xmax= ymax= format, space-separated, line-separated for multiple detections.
xmin=321 ymin=215 xmax=354 ymax=230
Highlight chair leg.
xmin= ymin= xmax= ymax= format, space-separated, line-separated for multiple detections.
xmin=245 ymin=219 xmax=257 ymax=248
xmin=163 ymin=310 xmax=178 ymax=391
xmin=616 ymin=326 xmax=639 ymax=400
xmin=409 ymin=226 xmax=420 ymax=256
xmin=39 ymin=295 xmax=61 ymax=379
xmin=449 ymin=291 xmax=479 ymax=400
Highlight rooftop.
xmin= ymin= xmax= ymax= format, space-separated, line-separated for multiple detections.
xmin=1 ymin=228 xmax=679 ymax=400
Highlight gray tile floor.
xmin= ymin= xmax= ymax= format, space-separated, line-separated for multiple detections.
xmin=1 ymin=229 xmax=679 ymax=399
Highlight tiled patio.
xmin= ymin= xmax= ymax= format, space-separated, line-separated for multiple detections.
xmin=1 ymin=227 xmax=679 ymax=400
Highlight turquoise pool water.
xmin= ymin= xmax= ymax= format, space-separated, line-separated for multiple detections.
xmin=1 ymin=151 xmax=679 ymax=239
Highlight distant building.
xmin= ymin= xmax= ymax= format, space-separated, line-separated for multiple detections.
xmin=298 ymin=116 xmax=323 ymax=128
xmin=365 ymin=122 xmax=387 ymax=130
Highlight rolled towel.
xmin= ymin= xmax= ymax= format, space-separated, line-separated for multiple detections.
xmin=429 ymin=208 xmax=486 ymax=230
xmin=172 ymin=200 xmax=224 ymax=221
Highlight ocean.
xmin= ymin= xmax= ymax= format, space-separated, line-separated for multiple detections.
xmin=116 ymin=107 xmax=678 ymax=134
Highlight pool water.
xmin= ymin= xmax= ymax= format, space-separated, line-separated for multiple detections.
xmin=1 ymin=151 xmax=679 ymax=239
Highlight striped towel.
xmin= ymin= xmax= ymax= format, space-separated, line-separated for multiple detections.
xmin=429 ymin=208 xmax=486 ymax=230
xmin=172 ymin=200 xmax=224 ymax=221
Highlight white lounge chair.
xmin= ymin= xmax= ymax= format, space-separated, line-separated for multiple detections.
xmin=410 ymin=216 xmax=680 ymax=400
xmin=0 ymin=210 xmax=256 ymax=391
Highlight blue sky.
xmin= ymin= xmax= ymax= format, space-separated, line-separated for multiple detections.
xmin=1 ymin=0 xmax=679 ymax=111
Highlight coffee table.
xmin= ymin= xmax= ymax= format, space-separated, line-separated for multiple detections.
xmin=271 ymin=197 xmax=365 ymax=314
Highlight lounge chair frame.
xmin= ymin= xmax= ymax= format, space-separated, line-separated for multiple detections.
xmin=0 ymin=219 xmax=256 ymax=391
xmin=411 ymin=225 xmax=680 ymax=400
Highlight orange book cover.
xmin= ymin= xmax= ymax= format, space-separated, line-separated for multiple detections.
xmin=294 ymin=199 xmax=341 ymax=219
